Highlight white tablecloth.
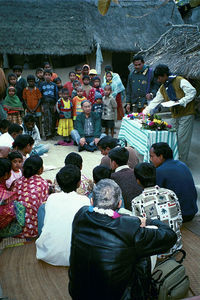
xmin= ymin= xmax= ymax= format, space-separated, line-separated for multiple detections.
xmin=118 ymin=117 xmax=178 ymax=162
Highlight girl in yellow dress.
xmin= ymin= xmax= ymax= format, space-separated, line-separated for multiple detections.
xmin=56 ymin=88 xmax=73 ymax=143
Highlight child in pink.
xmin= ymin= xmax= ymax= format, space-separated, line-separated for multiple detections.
xmin=6 ymin=151 xmax=23 ymax=188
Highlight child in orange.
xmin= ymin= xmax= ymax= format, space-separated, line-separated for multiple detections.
xmin=72 ymin=86 xmax=87 ymax=121
xmin=23 ymin=75 xmax=42 ymax=133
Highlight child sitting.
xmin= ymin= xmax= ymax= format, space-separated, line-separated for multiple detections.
xmin=40 ymin=69 xmax=58 ymax=139
xmin=0 ymin=158 xmax=19 ymax=232
xmin=88 ymin=76 xmax=104 ymax=105
xmin=23 ymin=75 xmax=42 ymax=133
xmin=0 ymin=119 xmax=11 ymax=135
xmin=87 ymin=165 xmax=112 ymax=200
xmin=3 ymin=86 xmax=24 ymax=125
xmin=93 ymin=165 xmax=111 ymax=184
xmin=82 ymin=75 xmax=92 ymax=98
xmin=12 ymin=134 xmax=34 ymax=162
xmin=71 ymin=80 xmax=82 ymax=99
xmin=6 ymin=151 xmax=23 ymax=188
xmin=12 ymin=155 xmax=49 ymax=238
xmin=92 ymin=93 xmax=103 ymax=118
xmin=65 ymin=152 xmax=93 ymax=196
xmin=72 ymin=86 xmax=87 ymax=120
xmin=22 ymin=114 xmax=49 ymax=156
xmin=63 ymin=71 xmax=76 ymax=97
xmin=102 ymin=85 xmax=117 ymax=137
xmin=56 ymin=88 xmax=73 ymax=143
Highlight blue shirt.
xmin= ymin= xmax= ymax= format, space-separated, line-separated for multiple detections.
xmin=40 ymin=81 xmax=58 ymax=102
xmin=156 ymin=159 xmax=198 ymax=217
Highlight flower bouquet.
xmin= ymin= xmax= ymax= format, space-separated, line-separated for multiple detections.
xmin=142 ymin=115 xmax=174 ymax=131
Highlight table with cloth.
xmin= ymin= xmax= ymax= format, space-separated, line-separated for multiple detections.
xmin=118 ymin=117 xmax=178 ymax=162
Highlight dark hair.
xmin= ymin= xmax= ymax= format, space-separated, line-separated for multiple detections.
xmin=44 ymin=69 xmax=52 ymax=76
xmin=64 ymin=152 xmax=83 ymax=169
xmin=97 ymin=136 xmax=118 ymax=150
xmin=106 ymin=71 xmax=112 ymax=77
xmin=133 ymin=55 xmax=144 ymax=63
xmin=0 ymin=119 xmax=11 ymax=130
xmin=75 ymin=65 xmax=82 ymax=71
xmin=27 ymin=74 xmax=35 ymax=82
xmin=13 ymin=134 xmax=34 ymax=150
xmin=8 ymin=151 xmax=23 ymax=161
xmin=81 ymin=100 xmax=91 ymax=107
xmin=0 ymin=158 xmax=11 ymax=177
xmin=8 ymin=123 xmax=23 ymax=135
xmin=13 ymin=65 xmax=23 ymax=72
xmin=108 ymin=147 xmax=129 ymax=166
xmin=104 ymin=85 xmax=112 ymax=91
xmin=69 ymin=71 xmax=76 ymax=76
xmin=82 ymin=75 xmax=90 ymax=80
xmin=43 ymin=61 xmax=50 ymax=68
xmin=8 ymin=73 xmax=17 ymax=82
xmin=134 ymin=163 xmax=156 ymax=188
xmin=36 ymin=67 xmax=44 ymax=73
xmin=23 ymin=114 xmax=35 ymax=124
xmin=151 ymin=142 xmax=173 ymax=160
xmin=105 ymin=65 xmax=112 ymax=72
xmin=23 ymin=155 xmax=43 ymax=178
xmin=56 ymin=164 xmax=81 ymax=193
xmin=73 ymin=80 xmax=81 ymax=88
xmin=53 ymin=77 xmax=62 ymax=83
xmin=154 ymin=64 xmax=170 ymax=78
xmin=92 ymin=76 xmax=100 ymax=82
xmin=93 ymin=165 xmax=111 ymax=183
xmin=62 ymin=88 xmax=69 ymax=94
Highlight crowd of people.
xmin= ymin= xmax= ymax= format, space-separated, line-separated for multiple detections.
xmin=0 ymin=56 xmax=198 ymax=299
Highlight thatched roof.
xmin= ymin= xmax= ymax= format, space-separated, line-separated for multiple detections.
xmin=0 ymin=0 xmax=183 ymax=56
xmin=138 ymin=24 xmax=200 ymax=79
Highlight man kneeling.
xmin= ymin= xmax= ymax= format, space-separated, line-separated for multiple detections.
xmin=69 ymin=179 xmax=177 ymax=300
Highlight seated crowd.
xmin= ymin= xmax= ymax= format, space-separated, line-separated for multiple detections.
xmin=0 ymin=63 xmax=198 ymax=299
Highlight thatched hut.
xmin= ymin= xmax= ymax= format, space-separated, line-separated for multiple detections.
xmin=0 ymin=0 xmax=183 ymax=83
xmin=137 ymin=24 xmax=200 ymax=113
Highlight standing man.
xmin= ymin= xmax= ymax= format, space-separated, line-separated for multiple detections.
xmin=126 ymin=55 xmax=158 ymax=113
xmin=71 ymin=100 xmax=105 ymax=152
xmin=143 ymin=64 xmax=196 ymax=163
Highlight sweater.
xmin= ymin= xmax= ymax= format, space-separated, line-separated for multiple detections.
xmin=156 ymin=159 xmax=198 ymax=217
xmin=74 ymin=111 xmax=102 ymax=138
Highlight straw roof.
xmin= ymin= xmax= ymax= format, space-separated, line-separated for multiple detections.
xmin=0 ymin=0 xmax=183 ymax=56
xmin=139 ymin=24 xmax=200 ymax=79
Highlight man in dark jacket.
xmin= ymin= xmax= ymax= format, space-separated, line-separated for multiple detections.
xmin=69 ymin=179 xmax=177 ymax=300
xmin=71 ymin=100 xmax=105 ymax=152
xmin=109 ymin=147 xmax=143 ymax=210
xmin=126 ymin=55 xmax=158 ymax=113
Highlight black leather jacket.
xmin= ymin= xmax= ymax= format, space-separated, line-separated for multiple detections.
xmin=69 ymin=206 xmax=177 ymax=300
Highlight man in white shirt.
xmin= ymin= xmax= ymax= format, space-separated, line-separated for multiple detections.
xmin=143 ymin=64 xmax=196 ymax=163
xmin=36 ymin=164 xmax=90 ymax=266
xmin=0 ymin=123 xmax=22 ymax=148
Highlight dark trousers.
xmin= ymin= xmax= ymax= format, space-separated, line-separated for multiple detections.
xmin=43 ymin=100 xmax=56 ymax=137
